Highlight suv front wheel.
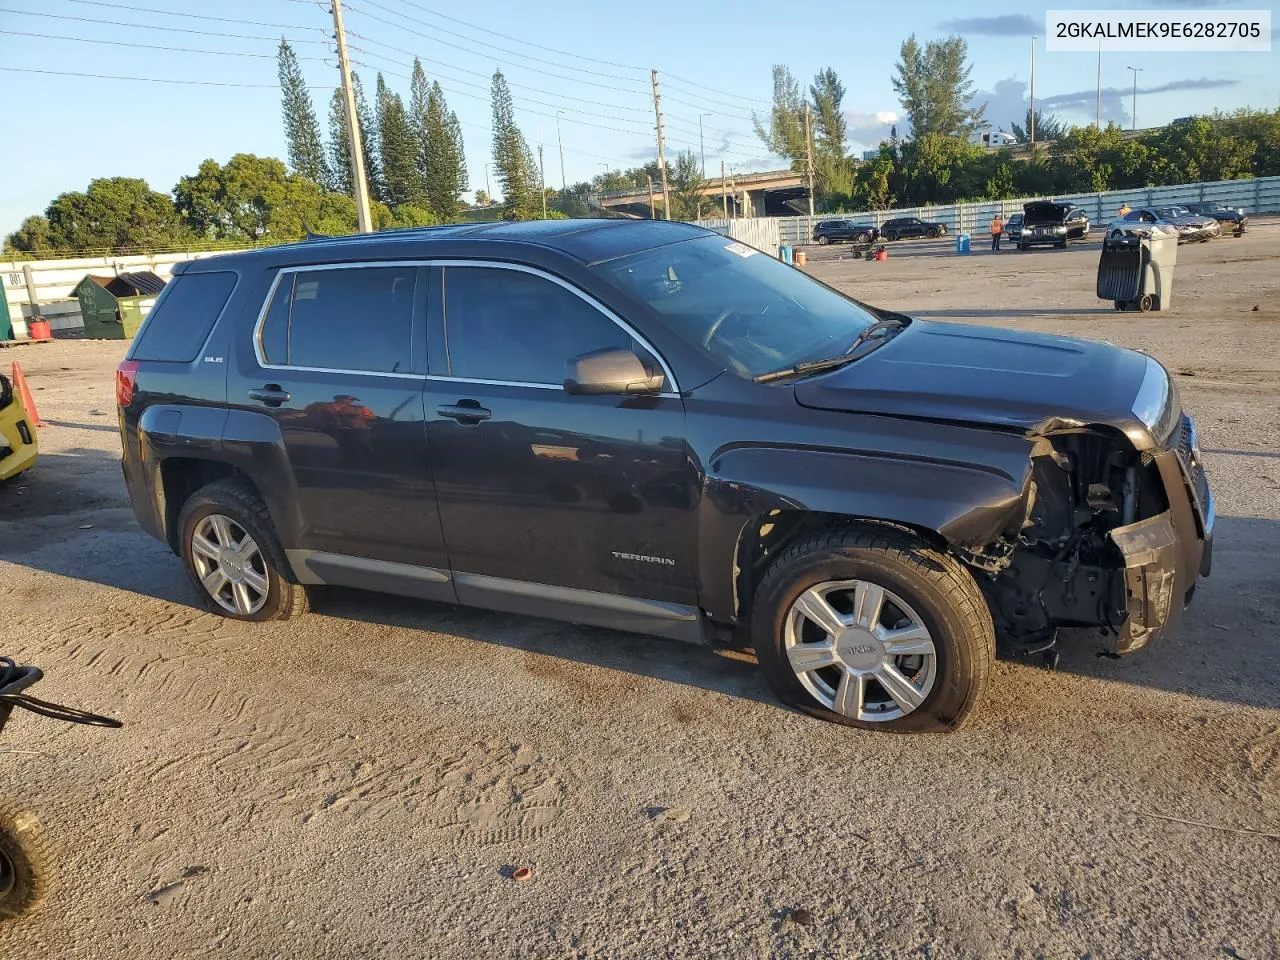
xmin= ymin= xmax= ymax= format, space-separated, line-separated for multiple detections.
xmin=751 ymin=524 xmax=993 ymax=732
xmin=177 ymin=479 xmax=310 ymax=621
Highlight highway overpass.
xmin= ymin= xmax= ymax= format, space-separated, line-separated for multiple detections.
xmin=593 ymin=169 xmax=808 ymax=218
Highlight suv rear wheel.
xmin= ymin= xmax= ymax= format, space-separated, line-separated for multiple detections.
xmin=816 ymin=235 xmax=830 ymax=245
xmin=750 ymin=524 xmax=993 ymax=732
xmin=177 ymin=479 xmax=310 ymax=621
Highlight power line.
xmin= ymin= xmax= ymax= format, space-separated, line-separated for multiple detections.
xmin=1 ymin=29 xmax=333 ymax=61
xmin=0 ymin=65 xmax=321 ymax=89
xmin=371 ymin=0 xmax=646 ymax=73
xmin=663 ymin=72 xmax=773 ymax=110
xmin=346 ymin=35 xmax=651 ymax=116
xmin=0 ymin=8 xmax=335 ymax=44
xmin=60 ymin=0 xmax=326 ymax=33
xmin=350 ymin=0 xmax=646 ymax=85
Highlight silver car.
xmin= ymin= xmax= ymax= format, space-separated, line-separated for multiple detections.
xmin=1117 ymin=206 xmax=1220 ymax=244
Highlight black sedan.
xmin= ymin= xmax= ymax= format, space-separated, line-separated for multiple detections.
xmin=1182 ymin=201 xmax=1246 ymax=237
xmin=1002 ymin=213 xmax=1024 ymax=243
xmin=811 ymin=219 xmax=878 ymax=245
xmin=881 ymin=217 xmax=948 ymax=241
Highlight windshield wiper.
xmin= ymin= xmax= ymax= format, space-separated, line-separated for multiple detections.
xmin=754 ymin=317 xmax=906 ymax=384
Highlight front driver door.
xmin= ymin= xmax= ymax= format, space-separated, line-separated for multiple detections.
xmin=423 ymin=263 xmax=699 ymax=630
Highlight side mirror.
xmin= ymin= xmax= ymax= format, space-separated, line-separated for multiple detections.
xmin=564 ymin=348 xmax=664 ymax=396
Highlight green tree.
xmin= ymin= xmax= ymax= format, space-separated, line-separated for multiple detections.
xmin=474 ymin=189 xmax=491 ymax=206
xmin=1221 ymin=107 xmax=1280 ymax=176
xmin=425 ymin=80 xmax=468 ymax=221
xmin=39 ymin=177 xmax=190 ymax=253
xmin=277 ymin=39 xmax=330 ymax=187
xmin=174 ymin=154 xmax=336 ymax=242
xmin=352 ymin=72 xmax=383 ymax=203
xmin=892 ymin=34 xmax=985 ymax=138
xmin=753 ymin=65 xmax=808 ymax=161
xmin=809 ymin=67 xmax=853 ymax=199
xmin=4 ymin=216 xmax=54 ymax=257
xmin=1011 ymin=109 xmax=1065 ymax=143
xmin=1143 ymin=116 xmax=1256 ymax=184
xmin=328 ymin=88 xmax=353 ymax=195
xmin=376 ymin=73 xmax=423 ymax=208
xmin=490 ymin=70 xmax=540 ymax=220
xmin=669 ymin=150 xmax=706 ymax=220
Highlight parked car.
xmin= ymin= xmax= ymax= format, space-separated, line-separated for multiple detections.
xmin=1181 ymin=201 xmax=1246 ymax=237
xmin=1002 ymin=213 xmax=1024 ymax=244
xmin=1017 ymin=202 xmax=1090 ymax=250
xmin=0 ymin=370 xmax=38 ymax=482
xmin=880 ymin=217 xmax=948 ymax=241
xmin=1119 ymin=206 xmax=1220 ymax=243
xmin=117 ymin=220 xmax=1213 ymax=733
xmin=812 ymin=219 xmax=878 ymax=245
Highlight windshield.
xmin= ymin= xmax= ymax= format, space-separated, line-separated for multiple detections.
xmin=596 ymin=235 xmax=879 ymax=379
xmin=1154 ymin=207 xmax=1184 ymax=218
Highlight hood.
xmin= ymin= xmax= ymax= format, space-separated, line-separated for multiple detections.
xmin=793 ymin=319 xmax=1151 ymax=435
xmin=1023 ymin=201 xmax=1069 ymax=224
xmin=1171 ymin=214 xmax=1215 ymax=227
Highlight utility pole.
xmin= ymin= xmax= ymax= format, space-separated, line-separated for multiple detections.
xmin=484 ymin=163 xmax=491 ymax=202
xmin=1095 ymin=41 xmax=1102 ymax=129
xmin=1029 ymin=35 xmax=1036 ymax=153
xmin=1127 ymin=66 xmax=1143 ymax=130
xmin=803 ymin=102 xmax=815 ymax=217
xmin=331 ymin=0 xmax=372 ymax=232
xmin=720 ymin=160 xmax=727 ymax=219
xmin=699 ymin=113 xmax=711 ymax=177
xmin=650 ymin=69 xmax=671 ymax=219
xmin=647 ymin=176 xmax=656 ymax=219
xmin=538 ymin=143 xmax=547 ymax=219
xmin=555 ymin=111 xmax=566 ymax=190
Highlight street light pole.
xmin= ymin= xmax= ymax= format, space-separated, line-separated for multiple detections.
xmin=555 ymin=110 xmax=566 ymax=190
xmin=1029 ymin=34 xmax=1036 ymax=152
xmin=1127 ymin=66 xmax=1143 ymax=130
xmin=484 ymin=163 xmax=491 ymax=203
xmin=698 ymin=113 xmax=711 ymax=177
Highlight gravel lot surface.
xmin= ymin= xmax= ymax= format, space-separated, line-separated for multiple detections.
xmin=1 ymin=223 xmax=1277 ymax=959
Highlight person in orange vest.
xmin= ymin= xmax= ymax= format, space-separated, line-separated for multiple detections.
xmin=990 ymin=213 xmax=1004 ymax=251
xmin=1118 ymin=202 xmax=1132 ymax=217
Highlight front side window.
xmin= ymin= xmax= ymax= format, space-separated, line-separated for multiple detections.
xmin=442 ymin=267 xmax=647 ymax=385
xmin=259 ymin=266 xmax=416 ymax=374
xmin=597 ymin=235 xmax=879 ymax=380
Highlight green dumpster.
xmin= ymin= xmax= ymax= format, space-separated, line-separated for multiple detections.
xmin=70 ymin=272 xmax=166 ymax=340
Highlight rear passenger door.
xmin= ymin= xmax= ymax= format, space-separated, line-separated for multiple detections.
xmin=229 ymin=263 xmax=449 ymax=574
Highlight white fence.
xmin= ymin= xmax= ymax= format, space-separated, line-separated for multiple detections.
xmin=3 ymin=249 xmax=240 ymax=337
xmin=764 ymin=175 xmax=1280 ymax=246
xmin=695 ymin=217 xmax=781 ymax=256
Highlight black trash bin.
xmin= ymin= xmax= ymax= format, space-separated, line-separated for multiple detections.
xmin=1097 ymin=225 xmax=1178 ymax=312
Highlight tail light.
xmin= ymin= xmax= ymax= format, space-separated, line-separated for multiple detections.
xmin=115 ymin=360 xmax=139 ymax=407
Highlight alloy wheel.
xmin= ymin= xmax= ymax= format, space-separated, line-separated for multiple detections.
xmin=784 ymin=579 xmax=937 ymax=722
xmin=190 ymin=514 xmax=269 ymax=615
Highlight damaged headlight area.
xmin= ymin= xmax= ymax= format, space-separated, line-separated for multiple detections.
xmin=975 ymin=427 xmax=1179 ymax=657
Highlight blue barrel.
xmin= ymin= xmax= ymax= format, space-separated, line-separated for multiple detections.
xmin=955 ymin=233 xmax=971 ymax=254
xmin=779 ymin=244 xmax=793 ymax=264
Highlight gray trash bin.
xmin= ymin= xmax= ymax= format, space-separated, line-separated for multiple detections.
xmin=1097 ymin=226 xmax=1178 ymax=312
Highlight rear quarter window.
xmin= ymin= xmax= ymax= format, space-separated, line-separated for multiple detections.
xmin=130 ymin=271 xmax=238 ymax=363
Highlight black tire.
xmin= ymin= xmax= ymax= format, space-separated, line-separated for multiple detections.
xmin=0 ymin=802 xmax=51 ymax=920
xmin=926 ymin=227 xmax=940 ymax=239
xmin=750 ymin=524 xmax=994 ymax=733
xmin=1114 ymin=301 xmax=1127 ymax=312
xmin=1057 ymin=239 xmax=1068 ymax=249
xmin=1138 ymin=294 xmax=1154 ymax=313
xmin=1017 ymin=241 xmax=1027 ymax=251
xmin=856 ymin=232 xmax=870 ymax=244
xmin=816 ymin=235 xmax=830 ymax=245
xmin=177 ymin=478 xmax=310 ymax=622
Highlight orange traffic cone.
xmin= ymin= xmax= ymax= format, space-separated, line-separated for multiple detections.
xmin=10 ymin=362 xmax=44 ymax=427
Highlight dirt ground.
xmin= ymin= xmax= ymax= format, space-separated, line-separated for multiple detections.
xmin=1 ymin=224 xmax=1277 ymax=960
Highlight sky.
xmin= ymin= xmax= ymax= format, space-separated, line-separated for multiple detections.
xmin=1 ymin=0 xmax=1277 ymax=236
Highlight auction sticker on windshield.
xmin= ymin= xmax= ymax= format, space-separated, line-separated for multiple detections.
xmin=1046 ymin=9 xmax=1271 ymax=51
xmin=724 ymin=241 xmax=757 ymax=258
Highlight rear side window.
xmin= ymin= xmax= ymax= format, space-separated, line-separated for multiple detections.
xmin=130 ymin=271 xmax=236 ymax=362
xmin=258 ymin=266 xmax=417 ymax=374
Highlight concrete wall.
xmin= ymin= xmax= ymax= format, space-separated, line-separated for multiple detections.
xmin=3 ymin=249 xmax=240 ymax=338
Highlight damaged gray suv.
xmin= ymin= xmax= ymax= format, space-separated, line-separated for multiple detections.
xmin=117 ymin=220 xmax=1213 ymax=732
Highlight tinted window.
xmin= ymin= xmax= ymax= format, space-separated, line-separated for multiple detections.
xmin=598 ymin=234 xmax=878 ymax=380
xmin=260 ymin=266 xmax=416 ymax=373
xmin=130 ymin=271 xmax=236 ymax=363
xmin=442 ymin=267 xmax=639 ymax=385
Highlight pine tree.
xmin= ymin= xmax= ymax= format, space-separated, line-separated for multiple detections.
xmin=409 ymin=59 xmax=432 ymax=207
xmin=447 ymin=107 xmax=468 ymax=195
xmin=424 ymin=81 xmax=468 ymax=221
xmin=352 ymin=72 xmax=384 ymax=203
xmin=277 ymin=39 xmax=330 ymax=187
xmin=328 ymin=87 xmax=353 ymax=194
xmin=376 ymin=73 xmax=422 ymax=208
xmin=490 ymin=70 xmax=539 ymax=220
